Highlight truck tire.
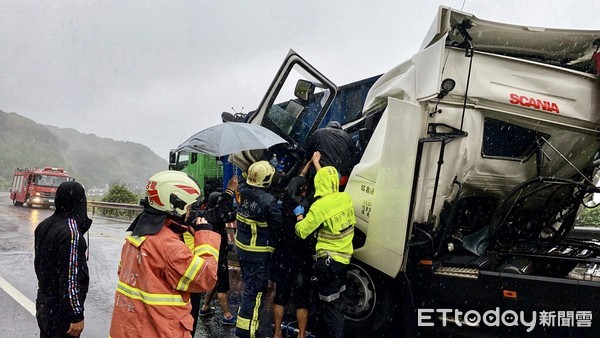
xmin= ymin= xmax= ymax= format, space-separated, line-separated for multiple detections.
xmin=13 ymin=198 xmax=23 ymax=206
xmin=342 ymin=261 xmax=402 ymax=337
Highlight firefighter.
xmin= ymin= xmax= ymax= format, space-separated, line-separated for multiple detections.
xmin=295 ymin=164 xmax=356 ymax=338
xmin=235 ymin=160 xmax=283 ymax=338
xmin=109 ymin=171 xmax=220 ymax=338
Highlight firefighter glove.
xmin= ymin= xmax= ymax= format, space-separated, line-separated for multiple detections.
xmin=192 ymin=222 xmax=213 ymax=232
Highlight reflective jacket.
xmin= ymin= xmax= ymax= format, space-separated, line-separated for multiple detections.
xmin=235 ymin=182 xmax=283 ymax=262
xmin=296 ymin=166 xmax=355 ymax=264
xmin=109 ymin=218 xmax=220 ymax=338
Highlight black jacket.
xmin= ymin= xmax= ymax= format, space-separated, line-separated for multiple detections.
xmin=203 ymin=189 xmax=236 ymax=250
xmin=306 ymin=125 xmax=358 ymax=176
xmin=35 ymin=181 xmax=92 ymax=333
xmin=271 ymin=192 xmax=312 ymax=282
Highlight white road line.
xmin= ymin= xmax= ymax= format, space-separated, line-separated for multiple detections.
xmin=0 ymin=275 xmax=36 ymax=316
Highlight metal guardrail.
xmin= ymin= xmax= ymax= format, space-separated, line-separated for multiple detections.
xmin=88 ymin=201 xmax=143 ymax=220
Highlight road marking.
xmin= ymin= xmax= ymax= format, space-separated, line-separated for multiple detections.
xmin=0 ymin=276 xmax=35 ymax=316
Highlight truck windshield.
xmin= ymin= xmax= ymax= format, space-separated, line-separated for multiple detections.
xmin=174 ymin=153 xmax=189 ymax=171
xmin=35 ymin=175 xmax=70 ymax=187
xmin=261 ymin=63 xmax=332 ymax=146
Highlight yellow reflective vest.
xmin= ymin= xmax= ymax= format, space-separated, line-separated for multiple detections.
xmin=296 ymin=166 xmax=355 ymax=264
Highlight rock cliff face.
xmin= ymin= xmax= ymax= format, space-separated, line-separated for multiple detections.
xmin=0 ymin=110 xmax=166 ymax=190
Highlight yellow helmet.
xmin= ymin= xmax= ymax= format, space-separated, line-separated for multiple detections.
xmin=145 ymin=171 xmax=201 ymax=216
xmin=246 ymin=160 xmax=275 ymax=188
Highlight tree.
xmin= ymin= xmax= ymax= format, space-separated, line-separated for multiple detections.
xmin=100 ymin=182 xmax=140 ymax=217
xmin=102 ymin=182 xmax=139 ymax=204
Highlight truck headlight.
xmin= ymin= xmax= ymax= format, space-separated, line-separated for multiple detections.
xmin=35 ymin=192 xmax=41 ymax=196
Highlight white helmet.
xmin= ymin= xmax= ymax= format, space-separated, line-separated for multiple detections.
xmin=146 ymin=171 xmax=201 ymax=216
xmin=246 ymin=160 xmax=275 ymax=188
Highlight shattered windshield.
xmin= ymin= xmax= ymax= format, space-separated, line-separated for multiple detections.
xmin=261 ymin=63 xmax=331 ymax=146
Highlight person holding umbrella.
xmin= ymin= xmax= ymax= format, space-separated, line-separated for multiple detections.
xmin=234 ymin=160 xmax=283 ymax=338
xmin=193 ymin=177 xmax=239 ymax=331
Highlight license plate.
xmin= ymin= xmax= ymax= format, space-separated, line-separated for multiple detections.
xmin=49 ymin=199 xmax=54 ymax=203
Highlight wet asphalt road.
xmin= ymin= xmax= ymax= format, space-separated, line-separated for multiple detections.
xmin=0 ymin=191 xmax=277 ymax=338
xmin=0 ymin=191 xmax=123 ymax=337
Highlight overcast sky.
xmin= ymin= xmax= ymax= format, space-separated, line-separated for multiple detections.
xmin=1 ymin=0 xmax=599 ymax=158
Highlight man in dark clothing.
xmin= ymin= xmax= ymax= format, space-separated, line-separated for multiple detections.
xmin=35 ymin=181 xmax=92 ymax=338
xmin=306 ymin=120 xmax=358 ymax=189
xmin=235 ymin=160 xmax=284 ymax=338
xmin=271 ymin=175 xmax=313 ymax=338
xmin=192 ymin=177 xmax=238 ymax=335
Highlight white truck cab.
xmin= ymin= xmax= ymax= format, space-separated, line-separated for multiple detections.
xmin=231 ymin=6 xmax=600 ymax=337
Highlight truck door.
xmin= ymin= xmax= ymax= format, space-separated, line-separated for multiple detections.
xmin=229 ymin=50 xmax=338 ymax=171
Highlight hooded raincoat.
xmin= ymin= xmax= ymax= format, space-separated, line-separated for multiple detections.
xmin=295 ymin=166 xmax=355 ymax=264
xmin=35 ymin=181 xmax=92 ymax=337
xmin=295 ymin=166 xmax=356 ymax=338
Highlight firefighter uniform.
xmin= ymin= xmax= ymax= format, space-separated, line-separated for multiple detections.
xmin=109 ymin=218 xmax=220 ymax=338
xmin=296 ymin=166 xmax=355 ymax=338
xmin=235 ymin=181 xmax=283 ymax=338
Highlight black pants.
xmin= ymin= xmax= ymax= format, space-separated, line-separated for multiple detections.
xmin=40 ymin=331 xmax=72 ymax=338
xmin=37 ymin=300 xmax=72 ymax=338
xmin=190 ymin=292 xmax=202 ymax=337
xmin=313 ymin=257 xmax=348 ymax=338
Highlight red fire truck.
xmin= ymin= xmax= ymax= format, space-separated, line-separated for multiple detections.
xmin=9 ymin=167 xmax=73 ymax=208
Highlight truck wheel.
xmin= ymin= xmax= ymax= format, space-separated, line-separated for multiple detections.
xmin=13 ymin=198 xmax=23 ymax=206
xmin=342 ymin=261 xmax=401 ymax=337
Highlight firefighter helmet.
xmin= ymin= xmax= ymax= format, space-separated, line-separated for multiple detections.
xmin=145 ymin=171 xmax=201 ymax=216
xmin=246 ymin=160 xmax=275 ymax=188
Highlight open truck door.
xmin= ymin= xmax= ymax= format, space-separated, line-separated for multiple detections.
xmin=229 ymin=49 xmax=338 ymax=178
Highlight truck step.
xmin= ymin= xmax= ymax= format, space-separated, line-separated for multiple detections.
xmin=434 ymin=266 xmax=479 ymax=279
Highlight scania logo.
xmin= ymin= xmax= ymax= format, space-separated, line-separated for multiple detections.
xmin=509 ymin=93 xmax=559 ymax=114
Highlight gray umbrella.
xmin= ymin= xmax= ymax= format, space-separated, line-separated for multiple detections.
xmin=175 ymin=122 xmax=287 ymax=156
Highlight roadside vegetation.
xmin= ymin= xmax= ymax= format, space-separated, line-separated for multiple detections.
xmin=97 ymin=182 xmax=141 ymax=218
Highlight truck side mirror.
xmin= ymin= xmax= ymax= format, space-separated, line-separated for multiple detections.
xmin=169 ymin=150 xmax=177 ymax=165
xmin=221 ymin=112 xmax=235 ymax=122
xmin=294 ymin=79 xmax=315 ymax=102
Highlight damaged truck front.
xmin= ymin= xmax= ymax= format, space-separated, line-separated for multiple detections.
xmin=230 ymin=6 xmax=600 ymax=337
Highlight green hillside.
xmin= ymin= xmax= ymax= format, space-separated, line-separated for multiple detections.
xmin=0 ymin=110 xmax=167 ymax=190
